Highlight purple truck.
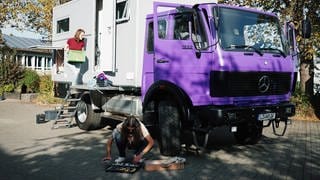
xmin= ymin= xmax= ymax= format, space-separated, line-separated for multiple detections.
xmin=141 ymin=3 xmax=296 ymax=155
xmin=50 ymin=1 xmax=296 ymax=156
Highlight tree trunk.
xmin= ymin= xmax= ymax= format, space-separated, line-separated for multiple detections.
xmin=299 ymin=61 xmax=313 ymax=95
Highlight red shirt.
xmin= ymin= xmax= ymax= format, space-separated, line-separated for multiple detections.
xmin=67 ymin=38 xmax=85 ymax=50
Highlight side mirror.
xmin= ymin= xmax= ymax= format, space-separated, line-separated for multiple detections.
xmin=302 ymin=18 xmax=311 ymax=38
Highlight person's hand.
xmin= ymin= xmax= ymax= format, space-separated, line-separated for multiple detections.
xmin=132 ymin=153 xmax=143 ymax=164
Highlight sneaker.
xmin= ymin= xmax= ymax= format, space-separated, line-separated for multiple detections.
xmin=115 ymin=157 xmax=125 ymax=163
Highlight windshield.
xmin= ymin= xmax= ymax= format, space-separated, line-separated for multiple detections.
xmin=213 ymin=7 xmax=287 ymax=56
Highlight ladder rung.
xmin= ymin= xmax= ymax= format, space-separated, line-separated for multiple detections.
xmin=59 ymin=113 xmax=75 ymax=118
xmin=62 ymin=106 xmax=77 ymax=110
xmin=67 ymin=98 xmax=81 ymax=102
xmin=56 ymin=106 xmax=77 ymax=111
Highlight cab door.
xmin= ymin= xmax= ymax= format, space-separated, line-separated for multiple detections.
xmin=153 ymin=2 xmax=213 ymax=105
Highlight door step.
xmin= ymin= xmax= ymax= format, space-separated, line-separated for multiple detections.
xmin=36 ymin=90 xmax=80 ymax=129
xmin=52 ymin=91 xmax=80 ymax=129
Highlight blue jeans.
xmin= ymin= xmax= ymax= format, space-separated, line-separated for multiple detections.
xmin=112 ymin=129 xmax=147 ymax=157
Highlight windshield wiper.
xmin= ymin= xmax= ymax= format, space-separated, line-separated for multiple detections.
xmin=225 ymin=45 xmax=263 ymax=56
xmin=260 ymin=47 xmax=286 ymax=57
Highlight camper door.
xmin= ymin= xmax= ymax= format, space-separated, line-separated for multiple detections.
xmin=97 ymin=0 xmax=116 ymax=72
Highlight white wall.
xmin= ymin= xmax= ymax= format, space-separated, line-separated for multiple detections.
xmin=51 ymin=0 xmax=216 ymax=86
xmin=52 ymin=0 xmax=96 ymax=84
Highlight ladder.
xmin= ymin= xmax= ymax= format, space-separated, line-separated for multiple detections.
xmin=51 ymin=91 xmax=80 ymax=129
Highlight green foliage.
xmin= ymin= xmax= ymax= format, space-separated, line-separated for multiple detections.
xmin=36 ymin=74 xmax=63 ymax=104
xmin=0 ymin=45 xmax=24 ymax=92
xmin=291 ymin=85 xmax=316 ymax=119
xmin=292 ymin=87 xmax=311 ymax=107
xmin=3 ymin=83 xmax=15 ymax=92
xmin=39 ymin=74 xmax=53 ymax=96
xmin=0 ymin=87 xmax=4 ymax=96
xmin=21 ymin=69 xmax=40 ymax=93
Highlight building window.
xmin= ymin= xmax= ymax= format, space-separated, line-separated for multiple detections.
xmin=45 ymin=57 xmax=52 ymax=70
xmin=16 ymin=55 xmax=22 ymax=65
xmin=35 ymin=57 xmax=42 ymax=70
xmin=25 ymin=56 xmax=33 ymax=68
xmin=116 ymin=0 xmax=130 ymax=23
xmin=57 ymin=18 xmax=70 ymax=33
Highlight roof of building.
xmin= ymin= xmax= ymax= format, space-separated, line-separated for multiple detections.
xmin=2 ymin=34 xmax=49 ymax=50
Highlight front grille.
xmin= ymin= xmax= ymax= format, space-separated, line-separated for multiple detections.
xmin=210 ymin=71 xmax=292 ymax=97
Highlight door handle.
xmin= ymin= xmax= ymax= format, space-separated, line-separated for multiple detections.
xmin=156 ymin=59 xmax=169 ymax=63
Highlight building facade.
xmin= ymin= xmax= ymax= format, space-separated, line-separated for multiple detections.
xmin=2 ymin=34 xmax=52 ymax=75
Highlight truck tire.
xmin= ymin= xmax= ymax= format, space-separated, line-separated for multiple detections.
xmin=158 ymin=100 xmax=181 ymax=156
xmin=234 ymin=121 xmax=263 ymax=145
xmin=75 ymin=98 xmax=104 ymax=130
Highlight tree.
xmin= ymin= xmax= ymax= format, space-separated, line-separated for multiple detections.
xmin=0 ymin=0 xmax=21 ymax=28
xmin=0 ymin=45 xmax=24 ymax=92
xmin=22 ymin=0 xmax=56 ymax=36
xmin=218 ymin=0 xmax=320 ymax=94
xmin=0 ymin=0 xmax=56 ymax=38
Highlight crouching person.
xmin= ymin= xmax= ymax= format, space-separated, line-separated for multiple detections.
xmin=103 ymin=116 xmax=154 ymax=164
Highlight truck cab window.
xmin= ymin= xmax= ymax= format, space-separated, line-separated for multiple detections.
xmin=173 ymin=13 xmax=208 ymax=49
xmin=147 ymin=19 xmax=167 ymax=53
xmin=174 ymin=14 xmax=190 ymax=40
xmin=158 ymin=20 xmax=167 ymax=39
xmin=217 ymin=7 xmax=287 ymax=56
xmin=288 ymin=27 xmax=295 ymax=52
xmin=147 ymin=22 xmax=154 ymax=52
xmin=191 ymin=12 xmax=208 ymax=50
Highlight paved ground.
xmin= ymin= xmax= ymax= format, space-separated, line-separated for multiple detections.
xmin=0 ymin=99 xmax=319 ymax=180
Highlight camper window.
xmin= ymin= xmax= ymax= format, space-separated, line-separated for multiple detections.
xmin=57 ymin=18 xmax=70 ymax=33
xmin=116 ymin=0 xmax=130 ymax=23
xmin=57 ymin=0 xmax=71 ymax=5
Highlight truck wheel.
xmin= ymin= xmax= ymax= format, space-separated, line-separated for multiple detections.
xmin=75 ymin=98 xmax=104 ymax=130
xmin=158 ymin=100 xmax=181 ymax=156
xmin=234 ymin=121 xmax=263 ymax=145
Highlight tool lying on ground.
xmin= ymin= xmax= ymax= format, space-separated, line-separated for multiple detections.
xmin=144 ymin=157 xmax=186 ymax=171
xmin=103 ymin=160 xmax=142 ymax=174
xmin=103 ymin=156 xmax=186 ymax=173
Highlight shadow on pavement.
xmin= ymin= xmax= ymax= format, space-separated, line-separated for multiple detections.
xmin=0 ymin=117 xmax=320 ymax=180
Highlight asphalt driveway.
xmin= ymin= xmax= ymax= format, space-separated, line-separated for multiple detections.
xmin=0 ymin=99 xmax=319 ymax=180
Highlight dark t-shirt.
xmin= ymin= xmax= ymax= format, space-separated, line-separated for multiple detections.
xmin=67 ymin=38 xmax=85 ymax=50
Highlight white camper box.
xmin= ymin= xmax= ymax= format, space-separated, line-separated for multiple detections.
xmin=52 ymin=0 xmax=215 ymax=87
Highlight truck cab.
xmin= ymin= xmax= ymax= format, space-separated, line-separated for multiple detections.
xmin=142 ymin=3 xmax=295 ymax=155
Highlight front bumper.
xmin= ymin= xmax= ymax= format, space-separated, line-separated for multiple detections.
xmin=197 ymin=102 xmax=295 ymax=126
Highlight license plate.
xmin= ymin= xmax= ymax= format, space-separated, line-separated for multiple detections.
xmin=258 ymin=112 xmax=276 ymax=121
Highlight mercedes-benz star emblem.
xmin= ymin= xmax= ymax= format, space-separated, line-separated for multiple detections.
xmin=258 ymin=75 xmax=270 ymax=93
